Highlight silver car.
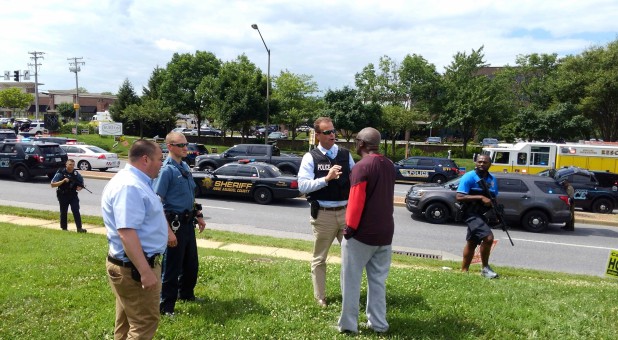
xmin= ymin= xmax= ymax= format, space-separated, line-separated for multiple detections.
xmin=405 ymin=173 xmax=572 ymax=232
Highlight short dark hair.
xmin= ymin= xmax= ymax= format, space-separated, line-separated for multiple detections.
xmin=129 ymin=139 xmax=158 ymax=163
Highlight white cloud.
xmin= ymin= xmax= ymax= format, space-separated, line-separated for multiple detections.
xmin=2 ymin=0 xmax=618 ymax=94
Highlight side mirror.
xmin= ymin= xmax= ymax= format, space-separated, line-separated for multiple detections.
xmin=222 ymin=152 xmax=229 ymax=158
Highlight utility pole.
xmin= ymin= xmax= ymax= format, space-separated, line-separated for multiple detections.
xmin=28 ymin=51 xmax=45 ymax=121
xmin=68 ymin=57 xmax=85 ymax=137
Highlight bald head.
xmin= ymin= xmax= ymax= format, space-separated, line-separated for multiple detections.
xmin=357 ymin=127 xmax=381 ymax=146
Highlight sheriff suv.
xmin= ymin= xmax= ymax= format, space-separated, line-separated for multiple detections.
xmin=0 ymin=140 xmax=68 ymax=181
xmin=405 ymin=173 xmax=571 ymax=232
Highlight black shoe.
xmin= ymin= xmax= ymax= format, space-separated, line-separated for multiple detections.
xmin=77 ymin=229 xmax=87 ymax=233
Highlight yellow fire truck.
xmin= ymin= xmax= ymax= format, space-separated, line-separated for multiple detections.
xmin=482 ymin=141 xmax=618 ymax=174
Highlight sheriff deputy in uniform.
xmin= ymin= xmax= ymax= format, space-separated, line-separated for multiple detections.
xmin=51 ymin=159 xmax=87 ymax=233
xmin=298 ymin=116 xmax=355 ymax=308
xmin=154 ymin=132 xmax=206 ymax=316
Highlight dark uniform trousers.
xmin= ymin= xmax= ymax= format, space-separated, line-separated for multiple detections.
xmin=58 ymin=192 xmax=82 ymax=230
xmin=160 ymin=221 xmax=199 ymax=314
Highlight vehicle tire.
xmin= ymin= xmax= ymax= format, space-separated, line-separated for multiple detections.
xmin=431 ymin=174 xmax=447 ymax=184
xmin=521 ymin=210 xmax=549 ymax=233
xmin=199 ymin=163 xmax=215 ymax=171
xmin=35 ymin=131 xmax=42 ymax=136
xmin=253 ymin=187 xmax=273 ymax=205
xmin=99 ymin=168 xmax=108 ymax=172
xmin=13 ymin=166 xmax=31 ymax=182
xmin=424 ymin=202 xmax=450 ymax=224
xmin=78 ymin=160 xmax=92 ymax=171
xmin=592 ymin=198 xmax=614 ymax=214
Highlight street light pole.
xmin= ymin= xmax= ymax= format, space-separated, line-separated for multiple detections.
xmin=251 ymin=24 xmax=270 ymax=145
xmin=68 ymin=57 xmax=85 ymax=137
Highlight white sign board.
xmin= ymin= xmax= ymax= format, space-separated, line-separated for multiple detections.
xmin=99 ymin=122 xmax=123 ymax=136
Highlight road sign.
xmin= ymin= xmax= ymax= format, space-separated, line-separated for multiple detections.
xmin=606 ymin=249 xmax=618 ymax=278
xmin=3 ymin=71 xmax=9 ymax=80
xmin=73 ymin=103 xmax=80 ymax=109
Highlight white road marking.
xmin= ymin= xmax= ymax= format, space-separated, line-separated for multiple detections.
xmin=202 ymin=205 xmax=234 ymax=211
xmin=508 ymin=237 xmax=614 ymax=250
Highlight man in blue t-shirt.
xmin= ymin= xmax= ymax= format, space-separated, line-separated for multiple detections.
xmin=456 ymin=154 xmax=499 ymax=279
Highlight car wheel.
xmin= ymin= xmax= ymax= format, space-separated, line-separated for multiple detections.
xmin=35 ymin=131 xmax=42 ymax=136
xmin=78 ymin=160 xmax=92 ymax=171
xmin=199 ymin=164 xmax=215 ymax=171
xmin=99 ymin=168 xmax=108 ymax=172
xmin=279 ymin=167 xmax=295 ymax=176
xmin=13 ymin=166 xmax=31 ymax=182
xmin=253 ymin=187 xmax=273 ymax=205
xmin=431 ymin=174 xmax=447 ymax=184
xmin=424 ymin=202 xmax=450 ymax=224
xmin=592 ymin=198 xmax=614 ymax=214
xmin=521 ymin=210 xmax=549 ymax=233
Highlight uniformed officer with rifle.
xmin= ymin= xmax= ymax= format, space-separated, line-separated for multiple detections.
xmin=50 ymin=159 xmax=87 ymax=233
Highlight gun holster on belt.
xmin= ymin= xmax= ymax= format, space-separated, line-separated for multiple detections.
xmin=165 ymin=210 xmax=194 ymax=233
xmin=310 ymin=200 xmax=320 ymax=219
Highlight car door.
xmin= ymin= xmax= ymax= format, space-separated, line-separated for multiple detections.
xmin=396 ymin=157 xmax=422 ymax=181
xmin=210 ymin=164 xmax=244 ymax=197
xmin=495 ymin=178 xmax=531 ymax=220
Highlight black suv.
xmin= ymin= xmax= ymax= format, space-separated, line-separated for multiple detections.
xmin=0 ymin=141 xmax=68 ymax=181
xmin=549 ymin=167 xmax=618 ymax=214
xmin=591 ymin=170 xmax=618 ymax=190
xmin=0 ymin=129 xmax=17 ymax=142
xmin=405 ymin=173 xmax=571 ymax=232
xmin=394 ymin=156 xmax=460 ymax=183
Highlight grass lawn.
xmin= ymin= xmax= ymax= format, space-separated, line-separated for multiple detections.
xmin=0 ymin=208 xmax=617 ymax=339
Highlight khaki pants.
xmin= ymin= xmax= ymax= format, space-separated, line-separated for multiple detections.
xmin=310 ymin=208 xmax=346 ymax=300
xmin=107 ymin=260 xmax=162 ymax=340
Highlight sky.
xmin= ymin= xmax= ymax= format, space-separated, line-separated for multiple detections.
xmin=2 ymin=0 xmax=618 ymax=95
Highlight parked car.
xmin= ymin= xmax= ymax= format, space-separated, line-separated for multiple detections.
xmin=405 ymin=173 xmax=572 ymax=232
xmin=185 ymin=143 xmax=208 ymax=166
xmin=0 ymin=129 xmax=17 ymax=142
xmin=481 ymin=138 xmax=499 ymax=146
xmin=31 ymin=136 xmax=77 ymax=145
xmin=296 ymin=125 xmax=311 ymax=133
xmin=546 ymin=166 xmax=618 ymax=213
xmin=19 ymin=121 xmax=46 ymax=136
xmin=59 ymin=144 xmax=120 ymax=171
xmin=425 ymin=136 xmax=442 ymax=144
xmin=394 ymin=156 xmax=460 ymax=183
xmin=254 ymin=125 xmax=278 ymax=137
xmin=199 ymin=127 xmax=223 ymax=136
xmin=192 ymin=160 xmax=300 ymax=204
xmin=268 ymin=131 xmax=287 ymax=140
xmin=0 ymin=140 xmax=67 ymax=181
xmin=159 ymin=142 xmax=208 ymax=167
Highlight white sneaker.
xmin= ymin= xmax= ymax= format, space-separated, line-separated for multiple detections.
xmin=481 ymin=266 xmax=499 ymax=279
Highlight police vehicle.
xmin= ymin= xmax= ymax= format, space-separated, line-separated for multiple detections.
xmin=192 ymin=160 xmax=300 ymax=204
xmin=0 ymin=140 xmax=68 ymax=181
xmin=394 ymin=156 xmax=460 ymax=183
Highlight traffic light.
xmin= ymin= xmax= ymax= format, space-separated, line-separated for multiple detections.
xmin=13 ymin=70 xmax=19 ymax=82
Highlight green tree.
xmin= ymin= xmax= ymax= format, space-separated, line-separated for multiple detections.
xmin=109 ymin=79 xmax=141 ymax=135
xmin=122 ymin=98 xmax=174 ymax=138
xmin=200 ymin=55 xmax=264 ymax=140
xmin=323 ymin=86 xmax=382 ymax=141
xmin=272 ymin=70 xmax=319 ymax=140
xmin=355 ymin=55 xmax=400 ymax=105
xmin=161 ymin=51 xmax=221 ymax=132
xmin=0 ymin=88 xmax=34 ymax=117
xmin=381 ymin=105 xmax=426 ymax=157
xmin=555 ymin=39 xmax=618 ymax=141
xmin=55 ymin=102 xmax=75 ymax=122
xmin=142 ymin=66 xmax=167 ymax=100
xmin=439 ymin=47 xmax=504 ymax=156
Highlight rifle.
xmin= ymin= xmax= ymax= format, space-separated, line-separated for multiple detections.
xmin=477 ymin=178 xmax=514 ymax=246
xmin=64 ymin=174 xmax=93 ymax=194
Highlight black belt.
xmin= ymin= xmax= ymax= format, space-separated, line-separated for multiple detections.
xmin=107 ymin=254 xmax=160 ymax=268
xmin=319 ymin=205 xmax=347 ymax=211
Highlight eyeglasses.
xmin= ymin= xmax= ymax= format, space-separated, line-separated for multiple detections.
xmin=169 ymin=143 xmax=189 ymax=148
xmin=319 ymin=129 xmax=337 ymax=135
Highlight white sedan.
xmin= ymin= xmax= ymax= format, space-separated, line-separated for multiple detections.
xmin=60 ymin=144 xmax=120 ymax=171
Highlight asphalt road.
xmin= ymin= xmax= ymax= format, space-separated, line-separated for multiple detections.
xmin=1 ymin=174 xmax=616 ymax=277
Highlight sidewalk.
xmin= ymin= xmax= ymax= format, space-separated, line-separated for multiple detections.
xmin=80 ymin=170 xmax=618 ymax=227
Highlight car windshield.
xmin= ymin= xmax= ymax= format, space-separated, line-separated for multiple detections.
xmin=38 ymin=145 xmax=65 ymax=155
xmin=86 ymin=146 xmax=108 ymax=153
